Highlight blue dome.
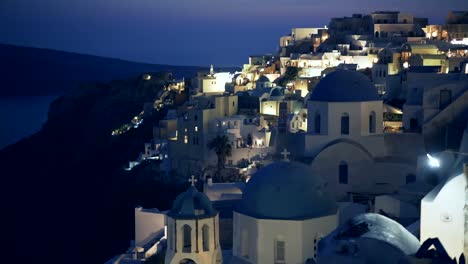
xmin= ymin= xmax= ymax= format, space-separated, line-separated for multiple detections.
xmin=270 ymin=87 xmax=284 ymax=97
xmin=311 ymin=70 xmax=379 ymax=102
xmin=256 ymin=75 xmax=270 ymax=83
xmin=237 ymin=161 xmax=337 ymax=220
xmin=169 ymin=186 xmax=216 ymax=219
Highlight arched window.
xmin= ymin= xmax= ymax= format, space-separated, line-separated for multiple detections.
xmin=275 ymin=239 xmax=286 ymax=264
xmin=202 ymin=224 xmax=210 ymax=252
xmin=375 ymin=31 xmax=379 ymax=38
xmin=182 ymin=224 xmax=192 ymax=253
xmin=314 ymin=112 xmax=321 ymax=134
xmin=369 ymin=111 xmax=376 ymax=133
xmin=341 ymin=113 xmax=349 ymax=135
xmin=194 ymin=115 xmax=198 ymax=121
xmin=339 ymin=161 xmax=348 ymax=184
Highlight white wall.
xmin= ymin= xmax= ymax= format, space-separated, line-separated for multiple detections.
xmin=421 ymin=173 xmax=466 ymax=259
xmin=233 ymin=212 xmax=337 ymax=264
xmin=134 ymin=207 xmax=165 ymax=247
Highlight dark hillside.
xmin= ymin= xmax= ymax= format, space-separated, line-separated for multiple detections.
xmin=0 ymin=44 xmax=203 ymax=96
xmin=1 ymin=73 xmax=189 ymax=263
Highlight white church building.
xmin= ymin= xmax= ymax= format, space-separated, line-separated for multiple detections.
xmin=231 ymin=161 xmax=338 ymax=263
xmin=303 ymin=70 xmax=424 ymax=201
xmin=165 ymin=183 xmax=223 ymax=264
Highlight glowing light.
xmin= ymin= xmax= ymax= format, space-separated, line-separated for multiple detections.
xmin=143 ymin=74 xmax=151 ymax=81
xmin=373 ymin=58 xmax=379 ymax=63
xmin=403 ymin=62 xmax=409 ymax=69
xmin=194 ymin=126 xmax=198 ymax=132
xmin=450 ymin=38 xmax=468 ymax=45
xmin=431 ymin=31 xmax=438 ymax=38
xmin=427 ymin=154 xmax=440 ymax=168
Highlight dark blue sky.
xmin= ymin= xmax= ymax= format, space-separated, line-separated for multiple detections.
xmin=1 ymin=0 xmax=467 ymax=66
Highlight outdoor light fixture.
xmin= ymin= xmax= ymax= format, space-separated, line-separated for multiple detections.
xmin=427 ymin=154 xmax=440 ymax=168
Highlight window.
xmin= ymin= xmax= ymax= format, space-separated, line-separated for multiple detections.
xmin=202 ymin=224 xmax=210 ymax=251
xmin=369 ymin=111 xmax=376 ymax=133
xmin=341 ymin=113 xmax=350 ymax=135
xmin=339 ymin=162 xmax=348 ymax=184
xmin=410 ymin=118 xmax=418 ymax=130
xmin=406 ymin=173 xmax=416 ymax=184
xmin=314 ymin=112 xmax=321 ymax=134
xmin=184 ymin=128 xmax=188 ymax=133
xmin=439 ymin=89 xmax=452 ymax=109
xmin=194 ymin=126 xmax=198 ymax=132
xmin=194 ymin=115 xmax=198 ymax=121
xmin=193 ymin=136 xmax=199 ymax=145
xmin=182 ymin=225 xmax=192 ymax=253
xmin=184 ymin=135 xmax=188 ymax=144
xmin=275 ymin=240 xmax=286 ymax=264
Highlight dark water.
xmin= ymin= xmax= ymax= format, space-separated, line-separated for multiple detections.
xmin=0 ymin=95 xmax=58 ymax=150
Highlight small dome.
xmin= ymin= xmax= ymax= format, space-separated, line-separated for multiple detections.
xmin=270 ymin=87 xmax=284 ymax=97
xmin=311 ymin=70 xmax=379 ymax=102
xmin=256 ymin=75 xmax=271 ymax=83
xmin=237 ymin=161 xmax=337 ymax=220
xmin=169 ymin=186 xmax=216 ymax=219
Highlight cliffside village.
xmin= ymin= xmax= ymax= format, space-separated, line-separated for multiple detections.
xmin=108 ymin=11 xmax=468 ymax=264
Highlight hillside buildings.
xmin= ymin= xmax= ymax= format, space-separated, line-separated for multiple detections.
xmin=109 ymin=9 xmax=468 ymax=264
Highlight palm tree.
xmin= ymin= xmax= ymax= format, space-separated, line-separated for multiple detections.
xmin=207 ymin=135 xmax=232 ymax=181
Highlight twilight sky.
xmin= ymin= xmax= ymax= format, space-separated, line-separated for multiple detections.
xmin=1 ymin=0 xmax=467 ymax=66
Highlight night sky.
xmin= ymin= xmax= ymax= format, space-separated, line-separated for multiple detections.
xmin=1 ymin=0 xmax=468 ymax=66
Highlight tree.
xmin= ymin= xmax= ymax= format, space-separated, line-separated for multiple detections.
xmin=207 ymin=135 xmax=232 ymax=180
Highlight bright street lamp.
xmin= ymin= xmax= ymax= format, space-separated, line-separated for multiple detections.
xmin=427 ymin=154 xmax=440 ymax=168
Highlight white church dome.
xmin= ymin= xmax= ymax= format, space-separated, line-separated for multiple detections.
xmin=310 ymin=70 xmax=380 ymax=102
xmin=317 ymin=213 xmax=420 ymax=262
xmin=169 ymin=186 xmax=216 ymax=219
xmin=237 ymin=161 xmax=337 ymax=220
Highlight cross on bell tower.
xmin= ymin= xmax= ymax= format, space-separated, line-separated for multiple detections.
xmin=188 ymin=175 xmax=198 ymax=186
xmin=281 ymin=148 xmax=291 ymax=161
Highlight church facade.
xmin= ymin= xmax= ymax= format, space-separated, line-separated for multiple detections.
xmin=304 ymin=70 xmax=423 ymax=201
xmin=231 ymin=161 xmax=338 ymax=263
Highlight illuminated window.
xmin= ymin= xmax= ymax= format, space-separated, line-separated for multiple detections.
xmin=184 ymin=128 xmax=188 ymax=133
xmin=195 ymin=126 xmax=198 ymax=132
xmin=184 ymin=135 xmax=188 ymax=144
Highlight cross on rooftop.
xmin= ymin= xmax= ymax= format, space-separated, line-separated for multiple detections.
xmin=281 ymin=148 xmax=291 ymax=161
xmin=188 ymin=175 xmax=198 ymax=186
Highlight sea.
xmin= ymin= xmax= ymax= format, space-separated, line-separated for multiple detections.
xmin=0 ymin=95 xmax=59 ymax=150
